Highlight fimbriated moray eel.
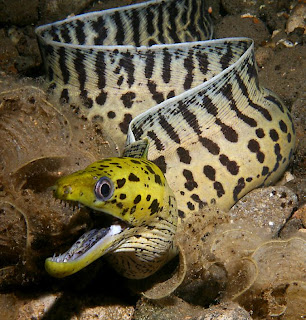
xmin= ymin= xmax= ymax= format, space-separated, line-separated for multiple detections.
xmin=35 ymin=0 xmax=296 ymax=279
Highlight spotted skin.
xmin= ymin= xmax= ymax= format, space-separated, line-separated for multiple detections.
xmin=127 ymin=55 xmax=296 ymax=213
xmin=37 ymin=0 xmax=296 ymax=279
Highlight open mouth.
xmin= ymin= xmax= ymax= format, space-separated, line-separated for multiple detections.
xmin=45 ymin=203 xmax=130 ymax=277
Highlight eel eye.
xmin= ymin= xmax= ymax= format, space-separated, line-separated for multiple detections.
xmin=94 ymin=177 xmax=114 ymax=201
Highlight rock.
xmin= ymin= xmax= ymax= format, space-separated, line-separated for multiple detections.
xmin=195 ymin=302 xmax=252 ymax=320
xmin=38 ymin=0 xmax=94 ymax=24
xmin=230 ymin=186 xmax=298 ymax=236
xmin=0 ymin=26 xmax=41 ymax=76
xmin=0 ymin=292 xmax=134 ymax=320
xmin=280 ymin=204 xmax=306 ymax=238
xmin=286 ymin=3 xmax=306 ymax=34
xmin=294 ymin=204 xmax=306 ymax=226
xmin=133 ymin=297 xmax=251 ymax=320
xmin=220 ymin=0 xmax=258 ymax=15
xmin=257 ymin=1 xmax=290 ymax=32
xmin=214 ymin=15 xmax=270 ymax=46
xmin=0 ymin=29 xmax=19 ymax=74
xmin=0 ymin=0 xmax=39 ymax=26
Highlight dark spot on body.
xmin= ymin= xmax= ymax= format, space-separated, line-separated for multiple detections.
xmin=130 ymin=206 xmax=136 ymax=214
xmin=152 ymin=156 xmax=167 ymax=174
xmin=154 ymin=174 xmax=162 ymax=185
xmin=183 ymin=169 xmax=198 ymax=191
xmin=248 ymin=139 xmax=265 ymax=163
xmin=203 ymin=165 xmax=216 ymax=181
xmin=122 ymin=208 xmax=129 ymax=215
xmin=119 ymin=113 xmax=132 ymax=134
xmin=279 ymin=120 xmax=287 ymax=133
xmin=262 ymin=166 xmax=269 ymax=176
xmin=178 ymin=210 xmax=185 ymax=218
xmin=146 ymin=195 xmax=151 ymax=201
xmin=248 ymin=139 xmax=260 ymax=153
xmin=219 ymin=154 xmax=239 ymax=175
xmin=147 ymin=79 xmax=164 ymax=104
xmin=199 ymin=137 xmax=220 ymax=155
xmin=274 ymin=143 xmax=282 ymax=161
xmin=233 ymin=177 xmax=245 ymax=201
xmin=134 ymin=194 xmax=141 ymax=204
xmin=149 ymin=199 xmax=160 ymax=215
xmin=96 ymin=92 xmax=107 ymax=106
xmin=255 ymin=128 xmax=265 ymax=138
xmin=120 ymin=194 xmax=126 ymax=200
xmin=128 ymin=173 xmax=140 ymax=182
xmin=214 ymin=181 xmax=225 ymax=198
xmin=215 ymin=119 xmax=238 ymax=142
xmin=177 ymin=147 xmax=191 ymax=164
xmin=257 ymin=152 xmax=265 ymax=163
xmin=130 ymin=159 xmax=141 ymax=164
xmin=167 ymin=90 xmax=175 ymax=99
xmin=287 ymin=133 xmax=291 ymax=143
xmin=145 ymin=165 xmax=155 ymax=174
xmin=187 ymin=201 xmax=195 ymax=210
xmin=269 ymin=129 xmax=279 ymax=141
xmin=116 ymin=202 xmax=123 ymax=209
xmin=191 ymin=194 xmax=207 ymax=209
xmin=121 ymin=91 xmax=136 ymax=109
xmin=117 ymin=75 xmax=124 ymax=86
xmin=107 ymin=111 xmax=116 ymax=119
xmin=117 ymin=178 xmax=126 ymax=188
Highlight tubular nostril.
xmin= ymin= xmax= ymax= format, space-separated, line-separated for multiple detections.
xmin=63 ymin=185 xmax=72 ymax=194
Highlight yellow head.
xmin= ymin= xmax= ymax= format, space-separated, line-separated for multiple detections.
xmin=54 ymin=157 xmax=167 ymax=225
xmin=46 ymin=155 xmax=177 ymax=279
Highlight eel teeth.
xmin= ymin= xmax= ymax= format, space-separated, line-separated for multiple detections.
xmin=51 ymin=225 xmax=123 ymax=262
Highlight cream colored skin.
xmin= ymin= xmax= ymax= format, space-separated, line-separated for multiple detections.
xmin=46 ymin=156 xmax=178 ymax=279
xmin=40 ymin=0 xmax=296 ymax=280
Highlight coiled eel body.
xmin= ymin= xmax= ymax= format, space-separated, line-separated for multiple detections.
xmin=36 ymin=0 xmax=296 ymax=279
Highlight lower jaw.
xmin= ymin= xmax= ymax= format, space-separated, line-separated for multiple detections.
xmin=45 ymin=206 xmax=129 ymax=277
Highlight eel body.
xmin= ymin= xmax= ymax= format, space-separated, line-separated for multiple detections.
xmin=36 ymin=0 xmax=296 ymax=279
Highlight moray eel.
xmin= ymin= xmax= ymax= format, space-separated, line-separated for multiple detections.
xmin=37 ymin=0 xmax=296 ymax=279
xmin=46 ymin=143 xmax=177 ymax=279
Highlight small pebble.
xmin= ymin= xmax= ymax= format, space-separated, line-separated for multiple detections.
xmin=286 ymin=3 xmax=306 ymax=34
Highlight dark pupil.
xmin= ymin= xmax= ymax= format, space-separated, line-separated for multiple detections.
xmin=100 ymin=183 xmax=110 ymax=197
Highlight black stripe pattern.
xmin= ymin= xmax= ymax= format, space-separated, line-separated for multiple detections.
xmin=36 ymin=0 xmax=295 ymax=215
